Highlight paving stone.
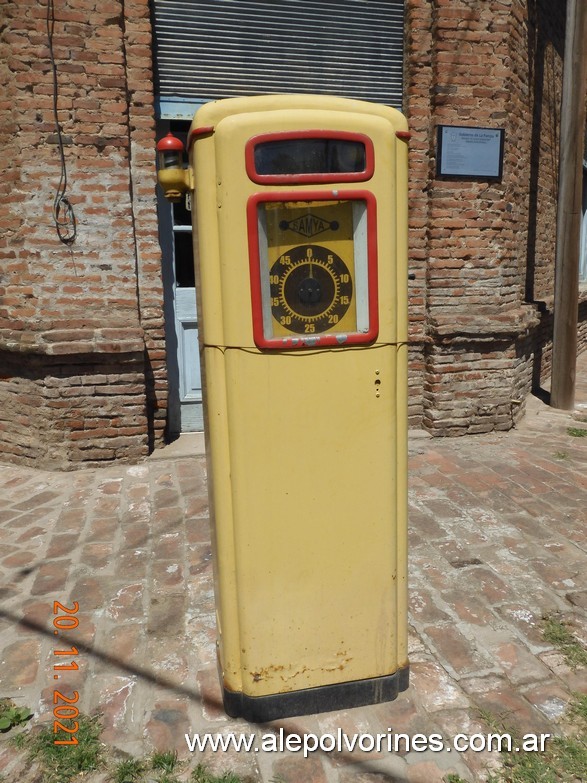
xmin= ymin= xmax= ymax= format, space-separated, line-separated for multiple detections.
xmin=0 ymin=638 xmax=42 ymax=688
xmin=407 ymin=627 xmax=427 ymax=657
xmin=435 ymin=539 xmax=485 ymax=567
xmin=405 ymin=757 xmax=467 ymax=783
xmin=46 ymin=532 xmax=80 ymax=559
xmin=407 ymin=556 xmax=452 ymax=592
xmin=92 ymin=495 xmax=121 ymax=517
xmin=144 ymin=697 xmax=191 ymax=754
xmin=569 ymin=613 xmax=587 ymax=646
xmin=186 ymin=614 xmax=217 ymax=667
xmin=81 ymin=542 xmax=114 ymax=570
xmin=0 ymin=746 xmax=44 ymax=782
xmin=30 ymin=561 xmax=70 ymax=595
xmin=441 ymin=590 xmax=498 ymax=628
xmin=39 ymin=682 xmax=83 ymax=717
xmin=463 ymin=678 xmax=553 ymax=735
xmin=55 ymin=509 xmax=86 ymax=533
xmin=117 ymin=548 xmax=150 ymax=580
xmin=185 ymin=494 xmax=210 ymax=518
xmin=12 ymin=491 xmax=61 ymax=511
xmin=70 ymin=576 xmax=106 ymax=611
xmin=416 ymin=498 xmax=459 ymax=520
xmin=197 ymin=665 xmax=227 ymax=722
xmin=16 ymin=526 xmax=47 ymax=545
xmin=495 ymin=604 xmax=551 ymax=649
xmin=155 ymin=531 xmax=184 ymax=560
xmin=0 ymin=509 xmax=27 ymax=525
xmin=409 ymin=588 xmax=451 ymax=625
xmin=463 ymin=566 xmax=510 ymax=603
xmin=375 ymin=693 xmax=438 ymax=750
xmin=145 ymin=636 xmax=190 ymax=686
xmin=107 ymin=583 xmax=145 ymax=621
xmin=66 ymin=613 xmax=97 ymax=647
xmin=271 ymin=755 xmax=328 ymax=783
xmin=338 ymin=770 xmax=405 ymax=783
xmin=10 ymin=507 xmax=60 ymax=528
xmin=151 ymin=559 xmax=185 ymax=591
xmin=86 ymin=516 xmax=119 ymax=542
xmin=537 ymin=650 xmax=587 ymax=694
xmin=520 ymin=681 xmax=573 ymax=723
xmin=154 ymin=488 xmax=181 ymax=509
xmin=193 ymin=724 xmax=261 ymax=780
xmin=422 ymin=624 xmax=493 ymax=677
xmin=529 ymin=556 xmax=585 ymax=592
xmin=20 ymin=600 xmax=53 ymax=636
xmin=187 ymin=542 xmax=213 ymax=576
xmin=408 ymin=510 xmax=447 ymax=541
xmin=2 ymin=550 xmax=38 ymax=569
xmin=94 ymin=623 xmax=144 ymax=675
xmin=147 ymin=593 xmax=187 ymax=637
xmin=187 ymin=515 xmax=212 ymax=543
xmin=316 ymin=709 xmax=388 ymax=763
xmin=477 ymin=632 xmax=554 ymax=685
xmin=121 ymin=521 xmax=150 ymax=549
xmin=431 ymin=707 xmax=504 ymax=782
xmin=94 ymin=674 xmax=140 ymax=746
xmin=0 ymin=587 xmax=20 ymax=606
xmin=409 ymin=662 xmax=469 ymax=713
xmin=153 ymin=507 xmax=186 ymax=536
xmin=97 ymin=479 xmax=123 ymax=495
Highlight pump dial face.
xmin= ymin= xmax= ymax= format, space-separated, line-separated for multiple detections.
xmin=269 ymin=244 xmax=353 ymax=334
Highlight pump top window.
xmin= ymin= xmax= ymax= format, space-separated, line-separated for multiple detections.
xmin=246 ymin=132 xmax=374 ymax=184
xmin=256 ymin=138 xmax=366 ymax=175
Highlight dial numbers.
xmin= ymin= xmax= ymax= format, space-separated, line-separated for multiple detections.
xmin=270 ymin=245 xmax=353 ymax=334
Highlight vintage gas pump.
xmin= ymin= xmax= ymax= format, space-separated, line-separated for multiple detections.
xmin=158 ymin=95 xmax=409 ymax=721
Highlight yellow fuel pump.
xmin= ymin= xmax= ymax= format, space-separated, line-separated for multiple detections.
xmin=158 ymin=95 xmax=409 ymax=721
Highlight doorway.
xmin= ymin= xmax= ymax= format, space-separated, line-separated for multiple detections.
xmin=157 ymin=119 xmax=203 ymax=436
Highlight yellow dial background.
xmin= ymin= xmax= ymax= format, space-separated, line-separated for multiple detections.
xmin=263 ymin=200 xmax=358 ymax=337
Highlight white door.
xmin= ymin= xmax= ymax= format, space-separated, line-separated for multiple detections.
xmin=581 ymin=160 xmax=587 ymax=284
xmin=173 ymin=224 xmax=203 ymax=432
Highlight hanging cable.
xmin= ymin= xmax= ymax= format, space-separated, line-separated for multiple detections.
xmin=46 ymin=0 xmax=77 ymax=244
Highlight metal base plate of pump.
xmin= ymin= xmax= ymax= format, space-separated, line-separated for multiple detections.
xmin=223 ymin=667 xmax=410 ymax=723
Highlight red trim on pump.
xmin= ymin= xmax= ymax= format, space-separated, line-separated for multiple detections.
xmin=245 ymin=130 xmax=375 ymax=185
xmin=187 ymin=125 xmax=214 ymax=149
xmin=247 ymin=189 xmax=379 ymax=351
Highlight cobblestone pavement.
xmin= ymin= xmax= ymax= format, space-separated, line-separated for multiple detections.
xmin=0 ymin=354 xmax=586 ymax=782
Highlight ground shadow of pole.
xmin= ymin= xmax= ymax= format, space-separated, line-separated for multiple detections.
xmin=2 ymin=609 xmax=412 ymax=782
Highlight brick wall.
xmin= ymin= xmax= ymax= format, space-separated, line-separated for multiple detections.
xmin=405 ymin=0 xmax=586 ymax=435
xmin=0 ymin=350 xmax=147 ymax=464
xmin=0 ymin=0 xmax=165 ymax=468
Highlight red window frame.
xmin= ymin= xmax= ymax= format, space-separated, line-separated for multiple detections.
xmin=247 ymin=189 xmax=379 ymax=350
xmin=245 ymin=130 xmax=375 ymax=185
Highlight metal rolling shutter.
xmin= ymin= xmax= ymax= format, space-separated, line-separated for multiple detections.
xmin=152 ymin=0 xmax=405 ymax=108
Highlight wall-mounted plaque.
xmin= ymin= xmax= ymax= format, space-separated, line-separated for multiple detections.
xmin=437 ymin=125 xmax=505 ymax=179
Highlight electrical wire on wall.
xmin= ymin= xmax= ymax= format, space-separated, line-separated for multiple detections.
xmin=46 ymin=0 xmax=77 ymax=244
